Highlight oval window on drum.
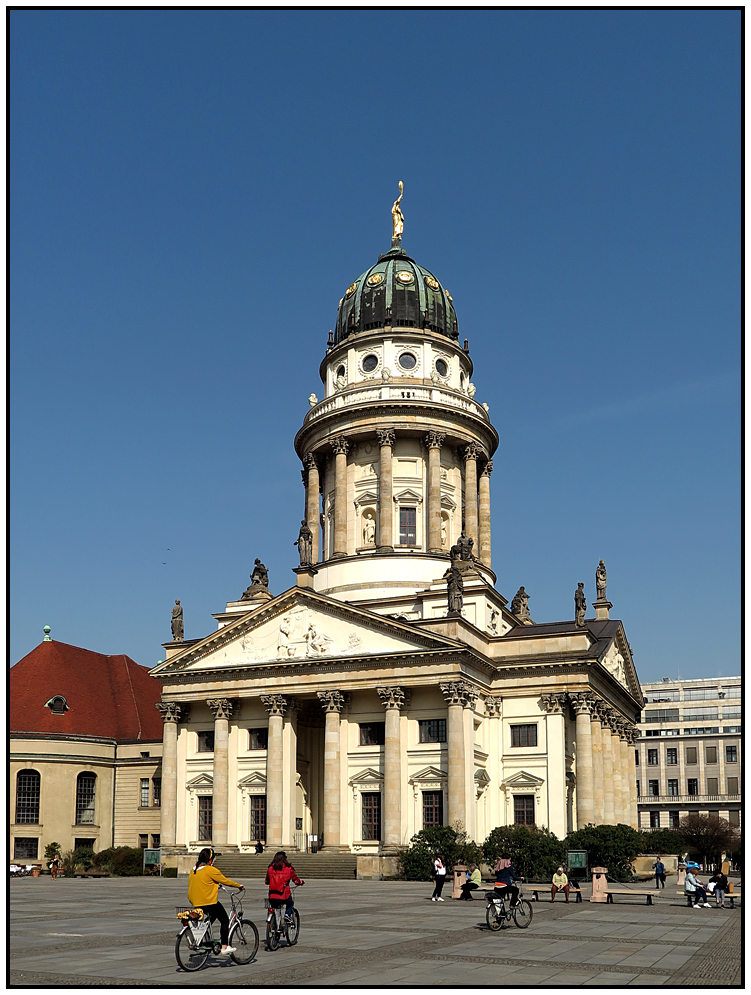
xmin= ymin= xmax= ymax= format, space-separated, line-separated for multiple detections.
xmin=398 ymin=352 xmax=417 ymax=371
xmin=435 ymin=359 xmax=448 ymax=377
xmin=362 ymin=354 xmax=379 ymax=373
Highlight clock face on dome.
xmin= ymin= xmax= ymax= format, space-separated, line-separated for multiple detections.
xmin=367 ymin=273 xmax=384 ymax=286
xmin=396 ymin=270 xmax=414 ymax=284
xmin=425 ymin=276 xmax=440 ymax=290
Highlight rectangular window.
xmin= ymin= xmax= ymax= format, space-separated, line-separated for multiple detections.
xmin=152 ymin=778 xmax=161 ymax=808
xmin=684 ymin=727 xmax=720 ymax=736
xmin=514 ymin=794 xmax=535 ymax=826
xmin=683 ymin=707 xmax=718 ymax=720
xmin=647 ymin=749 xmax=659 ymax=766
xmin=724 ymin=726 xmax=741 ymax=734
xmin=649 ymin=811 xmax=660 ymax=828
xmin=635 ymin=749 xmax=640 ymax=767
xmin=643 ymin=708 xmax=679 ymax=723
xmin=198 ymin=796 xmax=213 ymax=841
xmin=727 ymin=777 xmax=739 ymax=795
xmin=721 ymin=707 xmax=741 ymax=719
xmin=422 ymin=791 xmax=444 ymax=828
xmin=682 ymin=687 xmax=718 ymax=701
xmin=687 ymin=778 xmax=698 ymax=796
xmin=399 ymin=507 xmax=417 ymax=545
xmin=636 ymin=781 xmax=640 ymax=797
xmin=75 ymin=774 xmax=96 ymax=825
xmin=248 ymin=728 xmax=268 ymax=751
xmin=666 ymin=748 xmax=678 ymax=765
xmin=15 ymin=772 xmax=40 ymax=824
xmin=644 ymin=689 xmax=680 ymax=703
xmin=685 ymin=747 xmax=698 ymax=765
xmin=250 ymin=795 xmax=266 ymax=842
xmin=140 ymin=779 xmax=150 ymax=808
xmin=359 ymin=722 xmax=385 ymax=746
xmin=728 ymin=810 xmax=740 ymax=826
xmin=197 ymin=731 xmax=215 ymax=753
xmin=663 ymin=728 xmax=680 ymax=736
xmin=726 ymin=745 xmax=738 ymax=763
xmin=670 ymin=810 xmax=680 ymax=829
xmin=667 ymin=779 xmax=679 ymax=796
xmin=138 ymin=834 xmax=148 ymax=849
xmin=419 ymin=719 xmax=446 ymax=744
xmin=511 ymin=724 xmax=538 ymax=748
xmin=361 ymin=792 xmax=381 ymax=841
xmin=13 ymin=837 xmax=39 ymax=859
xmin=74 ymin=837 xmax=95 ymax=850
xmin=706 ymin=777 xmax=718 ymax=795
xmin=723 ymin=686 xmax=741 ymax=698
xmin=648 ymin=780 xmax=659 ymax=797
xmin=705 ymin=746 xmax=717 ymax=765
xmin=151 ymin=834 xmax=160 ymax=848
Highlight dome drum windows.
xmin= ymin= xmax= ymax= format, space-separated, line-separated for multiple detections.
xmin=360 ymin=352 xmax=381 ymax=375
xmin=434 ymin=357 xmax=450 ymax=380
xmin=396 ymin=349 xmax=420 ymax=375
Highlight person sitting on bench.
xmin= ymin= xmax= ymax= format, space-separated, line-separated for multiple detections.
xmin=551 ymin=866 xmax=570 ymax=902
xmin=685 ymin=864 xmax=710 ymax=908
xmin=459 ymin=864 xmax=482 ymax=900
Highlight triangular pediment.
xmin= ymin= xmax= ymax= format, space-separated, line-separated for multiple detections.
xmin=353 ymin=489 xmax=379 ymax=508
xmin=393 ymin=486 xmax=423 ymax=504
xmin=409 ymin=765 xmax=447 ymax=784
xmin=238 ymin=771 xmax=267 ymax=787
xmin=501 ymin=770 xmax=544 ymax=789
xmin=474 ymin=768 xmax=491 ymax=786
xmin=349 ymin=767 xmax=384 ymax=785
xmin=598 ymin=624 xmax=643 ymax=704
xmin=150 ymin=587 xmax=462 ymax=676
xmin=186 ymin=773 xmax=213 ymax=789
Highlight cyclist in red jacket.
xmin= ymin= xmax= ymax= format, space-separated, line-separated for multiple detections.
xmin=265 ymin=850 xmax=304 ymax=923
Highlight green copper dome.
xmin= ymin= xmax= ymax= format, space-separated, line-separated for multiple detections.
xmin=334 ymin=239 xmax=459 ymax=345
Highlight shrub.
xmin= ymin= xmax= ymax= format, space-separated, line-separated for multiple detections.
xmin=91 ymin=846 xmax=145 ymax=876
xmin=163 ymin=866 xmax=178 ymax=878
xmin=563 ymin=824 xmax=643 ymax=882
xmin=397 ymin=825 xmax=481 ymax=881
xmin=60 ymin=850 xmax=76 ymax=876
xmin=482 ymin=825 xmax=566 ymax=880
xmin=71 ymin=846 xmax=95 ymax=871
xmin=44 ymin=842 xmax=62 ymax=861
xmin=677 ymin=815 xmax=739 ymax=865
xmin=639 ymin=829 xmax=685 ymax=857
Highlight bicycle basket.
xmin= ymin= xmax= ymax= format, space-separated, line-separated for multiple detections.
xmin=176 ymin=907 xmax=203 ymax=922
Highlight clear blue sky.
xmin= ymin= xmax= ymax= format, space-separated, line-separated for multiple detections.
xmin=11 ymin=10 xmax=740 ymax=682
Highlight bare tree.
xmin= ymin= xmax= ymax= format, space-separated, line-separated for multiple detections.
xmin=678 ymin=814 xmax=739 ymax=865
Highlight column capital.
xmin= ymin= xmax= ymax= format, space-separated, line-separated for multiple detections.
xmin=569 ymin=691 xmax=595 ymax=716
xmin=624 ymin=723 xmax=639 ymax=745
xmin=303 ymin=452 xmax=320 ymax=472
xmin=206 ymin=698 xmax=234 ymax=720
xmin=440 ymin=680 xmax=477 ymax=708
xmin=157 ymin=701 xmax=189 ymax=723
xmin=600 ymin=704 xmax=620 ymax=732
xmin=261 ymin=693 xmax=288 ymax=717
xmin=480 ymin=459 xmax=493 ymax=477
xmin=317 ymin=689 xmax=349 ymax=713
xmin=484 ymin=695 xmax=503 ymax=718
xmin=539 ymin=692 xmax=568 ymax=714
xmin=461 ymin=441 xmax=481 ymax=462
xmin=424 ymin=430 xmax=446 ymax=450
xmin=377 ymin=686 xmax=410 ymax=711
xmin=376 ymin=428 xmax=396 ymax=448
xmin=331 ymin=437 xmax=350 ymax=456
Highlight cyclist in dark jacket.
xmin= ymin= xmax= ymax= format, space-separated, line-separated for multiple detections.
xmin=493 ymin=857 xmax=524 ymax=907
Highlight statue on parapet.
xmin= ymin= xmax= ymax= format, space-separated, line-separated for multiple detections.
xmin=294 ymin=520 xmax=313 ymax=567
xmin=510 ymin=586 xmax=530 ymax=622
xmin=171 ymin=600 xmax=184 ymax=642
xmin=241 ymin=558 xmax=270 ymax=600
xmin=446 ymin=564 xmax=464 ymax=616
xmin=450 ymin=530 xmax=474 ymax=564
xmin=574 ymin=582 xmax=586 ymax=627
xmin=596 ymin=559 xmax=607 ymax=601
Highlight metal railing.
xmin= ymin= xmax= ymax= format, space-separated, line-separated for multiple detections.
xmin=305 ymin=384 xmax=489 ymax=423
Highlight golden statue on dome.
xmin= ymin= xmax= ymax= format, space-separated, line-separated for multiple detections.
xmin=391 ymin=180 xmax=404 ymax=239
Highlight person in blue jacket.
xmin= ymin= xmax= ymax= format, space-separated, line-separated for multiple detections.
xmin=493 ymin=856 xmax=524 ymax=907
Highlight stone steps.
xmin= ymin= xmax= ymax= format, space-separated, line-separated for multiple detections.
xmin=215 ymin=853 xmax=359 ymax=879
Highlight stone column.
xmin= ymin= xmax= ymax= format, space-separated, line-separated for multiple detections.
xmin=440 ymin=682 xmax=474 ymax=830
xmin=304 ymin=454 xmax=320 ymax=563
xmin=540 ymin=692 xmax=568 ymax=836
xmin=206 ymin=699 xmax=234 ymax=846
xmin=156 ymin=702 xmax=188 ymax=847
xmin=377 ymin=429 xmax=395 ymax=551
xmin=377 ymin=687 xmax=409 ymax=850
xmin=462 ymin=443 xmax=480 ymax=549
xmin=590 ymin=701 xmax=605 ymax=824
xmin=610 ymin=719 xmax=623 ymax=824
xmin=317 ymin=690 xmax=348 ymax=849
xmin=618 ymin=722 xmax=632 ymax=826
xmin=602 ymin=709 xmax=615 ymax=824
xmin=626 ymin=725 xmax=639 ymax=829
xmin=283 ymin=700 xmax=299 ymax=848
xmin=331 ymin=438 xmax=349 ymax=558
xmin=261 ymin=694 xmax=287 ymax=847
xmin=424 ymin=431 xmax=445 ymax=553
xmin=570 ymin=693 xmax=595 ymax=828
xmin=478 ymin=460 xmax=492 ymax=567
xmin=485 ymin=697 xmax=503 ymax=830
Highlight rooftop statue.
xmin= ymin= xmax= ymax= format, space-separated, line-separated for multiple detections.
xmin=446 ymin=563 xmax=464 ymax=616
xmin=294 ymin=520 xmax=313 ymax=567
xmin=574 ymin=582 xmax=586 ymax=627
xmin=171 ymin=599 xmax=184 ymax=642
xmin=391 ymin=180 xmax=404 ymax=240
xmin=450 ymin=530 xmax=474 ymax=564
xmin=596 ymin=559 xmax=607 ymax=601
xmin=510 ymin=586 xmax=530 ymax=622
xmin=241 ymin=558 xmax=270 ymax=600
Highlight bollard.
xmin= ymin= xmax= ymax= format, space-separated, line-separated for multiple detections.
xmin=451 ymin=864 xmax=467 ymax=900
xmin=590 ymin=866 xmax=608 ymax=903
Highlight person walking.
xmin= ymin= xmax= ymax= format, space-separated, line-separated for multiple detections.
xmin=551 ymin=866 xmax=570 ymax=902
xmin=708 ymin=870 xmax=728 ymax=908
xmin=49 ymin=854 xmax=61 ymax=880
xmin=459 ymin=864 xmax=482 ymax=900
xmin=431 ymin=854 xmax=447 ymax=902
xmin=652 ymin=856 xmax=666 ymax=889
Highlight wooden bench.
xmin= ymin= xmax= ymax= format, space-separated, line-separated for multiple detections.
xmin=605 ymin=888 xmax=658 ymax=905
xmin=677 ymin=889 xmax=741 ymax=909
xmin=528 ymin=883 xmax=582 ymax=903
xmin=73 ymin=871 xmax=110 ymax=878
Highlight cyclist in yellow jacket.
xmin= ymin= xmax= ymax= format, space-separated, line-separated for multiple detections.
xmin=188 ymin=847 xmax=244 ymax=955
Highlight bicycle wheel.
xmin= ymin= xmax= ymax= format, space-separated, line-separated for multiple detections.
xmin=265 ymin=916 xmax=280 ymax=951
xmin=513 ymin=899 xmax=533 ymax=928
xmin=285 ymin=909 xmax=300 ymax=945
xmin=485 ymin=903 xmax=502 ymax=932
xmin=175 ymin=928 xmax=210 ymax=971
xmin=230 ymin=918 xmax=259 ymax=964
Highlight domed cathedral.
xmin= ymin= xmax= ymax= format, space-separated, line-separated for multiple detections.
xmin=152 ymin=187 xmax=644 ymax=877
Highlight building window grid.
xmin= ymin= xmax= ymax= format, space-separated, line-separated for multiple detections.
xmin=666 ymin=748 xmax=678 ymax=765
xmin=422 ymin=790 xmax=444 ymax=828
xmin=360 ymin=722 xmax=385 ymax=746
xmin=13 ymin=837 xmax=39 ymax=859
xmin=511 ymin=724 xmax=538 ymax=748
xmin=726 ymin=745 xmax=738 ymax=763
xmin=419 ymin=719 xmax=446 ymax=744
xmin=647 ymin=749 xmax=659 ymax=766
xmin=727 ymin=776 xmax=739 ymax=795
xmin=705 ymin=746 xmax=718 ymax=765
xmin=75 ymin=773 xmax=96 ymax=825
xmin=248 ymin=729 xmax=268 ymax=751
xmin=667 ymin=779 xmax=679 ymax=796
xmin=648 ymin=779 xmax=659 ymax=798
xmin=197 ymin=731 xmax=215 ymax=753
xmin=513 ymin=794 xmax=535 ymax=826
xmin=15 ymin=771 xmax=41 ymax=824
xmin=399 ymin=507 xmax=417 ymax=545
xmin=361 ymin=792 xmax=381 ymax=841
xmin=687 ymin=778 xmax=699 ymax=797
xmin=140 ymin=779 xmax=150 ymax=808
xmin=152 ymin=778 xmax=161 ymax=807
xmin=198 ymin=796 xmax=213 ymax=841
xmin=250 ymin=795 xmax=266 ymax=841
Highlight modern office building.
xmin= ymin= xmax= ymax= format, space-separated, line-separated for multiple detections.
xmin=636 ymin=676 xmax=741 ymax=830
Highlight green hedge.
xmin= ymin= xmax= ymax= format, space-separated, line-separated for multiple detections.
xmin=562 ymin=824 xmax=643 ymax=881
xmin=91 ymin=847 xmax=145 ymax=876
xmin=163 ymin=866 xmax=178 ymax=878
xmin=483 ymin=825 xmax=566 ymax=880
xmin=397 ymin=825 xmax=481 ymax=881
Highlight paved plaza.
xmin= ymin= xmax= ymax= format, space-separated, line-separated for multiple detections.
xmin=9 ymin=877 xmax=741 ymax=988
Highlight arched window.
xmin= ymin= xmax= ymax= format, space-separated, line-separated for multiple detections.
xmin=75 ymin=772 xmax=96 ymax=825
xmin=15 ymin=770 xmax=40 ymax=824
xmin=44 ymin=695 xmax=68 ymax=714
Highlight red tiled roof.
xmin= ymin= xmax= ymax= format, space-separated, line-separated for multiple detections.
xmin=10 ymin=640 xmax=163 ymax=742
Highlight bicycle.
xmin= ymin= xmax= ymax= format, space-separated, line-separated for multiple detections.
xmin=265 ymin=882 xmax=300 ymax=951
xmin=175 ymin=885 xmax=259 ymax=971
xmin=485 ymin=885 xmax=533 ymax=931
